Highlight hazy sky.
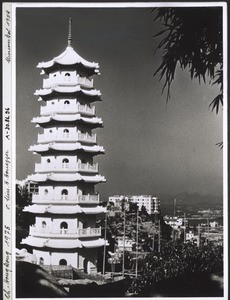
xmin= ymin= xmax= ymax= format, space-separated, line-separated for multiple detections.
xmin=16 ymin=6 xmax=223 ymax=199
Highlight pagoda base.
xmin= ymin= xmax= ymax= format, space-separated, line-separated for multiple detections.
xmin=33 ymin=248 xmax=98 ymax=274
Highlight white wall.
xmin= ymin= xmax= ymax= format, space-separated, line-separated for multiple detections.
xmin=33 ymin=249 xmax=98 ymax=272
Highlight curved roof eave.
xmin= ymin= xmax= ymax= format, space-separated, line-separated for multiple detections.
xmin=34 ymin=86 xmax=101 ymax=97
xmin=31 ymin=114 xmax=103 ymax=127
xmin=26 ymin=173 xmax=106 ymax=183
xmin=34 ymin=87 xmax=102 ymax=102
xmin=37 ymin=46 xmax=99 ymax=74
xmin=21 ymin=236 xmax=83 ymax=249
xmin=28 ymin=143 xmax=105 ymax=155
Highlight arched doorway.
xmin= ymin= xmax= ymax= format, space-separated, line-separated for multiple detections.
xmin=83 ymin=258 xmax=91 ymax=274
xmin=59 ymin=259 xmax=67 ymax=266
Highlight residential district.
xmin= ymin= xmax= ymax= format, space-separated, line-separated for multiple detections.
xmin=16 ymin=179 xmax=223 ymax=297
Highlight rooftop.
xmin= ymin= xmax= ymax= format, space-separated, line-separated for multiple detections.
xmin=37 ymin=19 xmax=99 ymax=75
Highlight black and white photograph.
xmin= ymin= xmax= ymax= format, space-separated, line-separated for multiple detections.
xmin=2 ymin=1 xmax=228 ymax=299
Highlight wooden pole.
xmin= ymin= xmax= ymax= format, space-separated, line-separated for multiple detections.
xmin=102 ymin=210 xmax=107 ymax=275
xmin=122 ymin=200 xmax=126 ymax=277
xmin=152 ymin=233 xmax=154 ymax=251
xmin=184 ymin=213 xmax=186 ymax=243
xmin=135 ymin=208 xmax=139 ymax=278
xmin=197 ymin=223 xmax=200 ymax=248
xmin=158 ymin=219 xmax=161 ymax=253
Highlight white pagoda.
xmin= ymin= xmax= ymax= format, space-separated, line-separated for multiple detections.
xmin=22 ymin=19 xmax=107 ymax=273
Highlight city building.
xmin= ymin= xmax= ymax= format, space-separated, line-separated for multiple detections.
xmin=16 ymin=179 xmax=39 ymax=195
xmin=109 ymin=195 xmax=160 ymax=215
xmin=25 ymin=180 xmax=39 ymax=194
xmin=21 ymin=19 xmax=107 ymax=273
xmin=116 ymin=236 xmax=134 ymax=252
xmin=163 ymin=216 xmax=187 ymax=229
xmin=210 ymin=220 xmax=219 ymax=228
xmin=185 ymin=230 xmax=199 ymax=242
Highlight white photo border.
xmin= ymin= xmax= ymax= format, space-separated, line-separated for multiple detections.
xmin=2 ymin=2 xmax=228 ymax=300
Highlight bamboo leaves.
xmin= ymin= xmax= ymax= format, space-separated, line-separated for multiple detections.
xmin=153 ymin=7 xmax=223 ymax=113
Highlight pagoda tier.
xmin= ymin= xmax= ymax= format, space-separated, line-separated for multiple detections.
xmin=37 ymin=45 xmax=100 ymax=76
xmin=34 ymin=162 xmax=99 ymax=174
xmin=40 ymin=100 xmax=96 ymax=117
xmin=31 ymin=193 xmax=100 ymax=204
xmin=22 ymin=19 xmax=107 ymax=273
xmin=36 ymin=86 xmax=101 ymax=102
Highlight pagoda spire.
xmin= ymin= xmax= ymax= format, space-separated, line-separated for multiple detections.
xmin=68 ymin=17 xmax=72 ymax=46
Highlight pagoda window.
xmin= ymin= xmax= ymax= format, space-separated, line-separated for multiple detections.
xmin=60 ymin=222 xmax=68 ymax=229
xmin=59 ymin=259 xmax=67 ymax=265
xmin=39 ymin=257 xmax=44 ymax=266
xmin=65 ymin=73 xmax=71 ymax=82
xmin=44 ymin=189 xmax=49 ymax=195
xmin=51 ymin=101 xmax=55 ymax=105
xmin=60 ymin=222 xmax=68 ymax=234
xmin=64 ymin=100 xmax=70 ymax=105
xmin=47 ymin=159 xmax=51 ymax=163
xmin=63 ymin=128 xmax=69 ymax=137
xmin=49 ymin=129 xmax=53 ymax=133
xmin=62 ymin=158 xmax=69 ymax=168
xmin=61 ymin=189 xmax=68 ymax=200
xmin=42 ymin=221 xmax=46 ymax=228
xmin=61 ymin=189 xmax=68 ymax=195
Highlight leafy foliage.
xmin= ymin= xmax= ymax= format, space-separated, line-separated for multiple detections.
xmin=153 ymin=7 xmax=223 ymax=113
xmin=16 ymin=184 xmax=35 ymax=248
xmin=98 ymin=204 xmax=172 ymax=256
xmin=129 ymin=240 xmax=223 ymax=294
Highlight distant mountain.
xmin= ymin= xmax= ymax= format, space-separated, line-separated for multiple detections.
xmin=160 ymin=192 xmax=222 ymax=205
xmin=158 ymin=192 xmax=223 ymax=215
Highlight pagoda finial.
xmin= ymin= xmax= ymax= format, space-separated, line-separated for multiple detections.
xmin=68 ymin=18 xmax=72 ymax=47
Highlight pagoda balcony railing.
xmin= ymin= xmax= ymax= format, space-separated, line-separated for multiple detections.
xmin=43 ymin=75 xmax=94 ymax=89
xmin=34 ymin=162 xmax=98 ymax=173
xmin=77 ymin=194 xmax=99 ymax=203
xmin=29 ymin=225 xmax=101 ymax=238
xmin=32 ymin=193 xmax=100 ymax=204
xmin=77 ymin=132 xmax=97 ymax=143
xmin=40 ymin=103 xmax=95 ymax=116
xmin=78 ymin=162 xmax=98 ymax=172
xmin=37 ymin=132 xmax=96 ymax=144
